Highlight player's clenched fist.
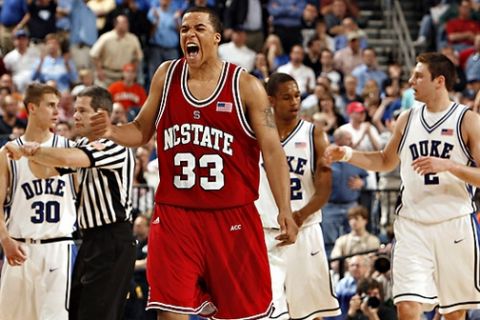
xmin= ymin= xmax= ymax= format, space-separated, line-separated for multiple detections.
xmin=4 ymin=142 xmax=40 ymax=160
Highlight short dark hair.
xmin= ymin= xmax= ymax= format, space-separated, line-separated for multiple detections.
xmin=266 ymin=72 xmax=297 ymax=96
xmin=77 ymin=85 xmax=113 ymax=114
xmin=24 ymin=83 xmax=60 ymax=112
xmin=347 ymin=205 xmax=369 ymax=221
xmin=183 ymin=6 xmax=223 ymax=34
xmin=417 ymin=52 xmax=456 ymax=91
xmin=357 ymin=278 xmax=384 ymax=300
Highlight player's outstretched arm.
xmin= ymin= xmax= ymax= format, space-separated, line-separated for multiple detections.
xmin=90 ymin=61 xmax=172 ymax=147
xmin=4 ymin=142 xmax=61 ymax=178
xmin=413 ymin=110 xmax=480 ymax=187
xmin=324 ymin=111 xmax=407 ymax=172
xmin=241 ymin=72 xmax=298 ymax=245
xmin=5 ymin=141 xmax=90 ymax=170
xmin=0 ymin=149 xmax=26 ymax=266
xmin=294 ymin=127 xmax=332 ymax=228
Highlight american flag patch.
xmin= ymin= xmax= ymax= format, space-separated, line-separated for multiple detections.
xmin=295 ymin=142 xmax=307 ymax=148
xmin=441 ymin=128 xmax=453 ymax=136
xmin=216 ymin=101 xmax=233 ymax=113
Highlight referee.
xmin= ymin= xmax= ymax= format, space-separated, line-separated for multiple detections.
xmin=9 ymin=86 xmax=136 ymax=320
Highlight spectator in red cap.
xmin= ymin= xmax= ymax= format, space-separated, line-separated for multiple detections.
xmin=108 ymin=63 xmax=147 ymax=118
xmin=346 ymin=101 xmax=365 ymax=115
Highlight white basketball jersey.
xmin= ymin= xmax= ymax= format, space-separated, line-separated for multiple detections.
xmin=397 ymin=103 xmax=476 ymax=224
xmin=256 ymin=120 xmax=321 ymax=228
xmin=4 ymin=134 xmax=77 ymax=239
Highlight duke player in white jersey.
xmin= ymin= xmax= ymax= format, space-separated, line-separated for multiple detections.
xmin=0 ymin=83 xmax=77 ymax=320
xmin=256 ymin=73 xmax=340 ymax=320
xmin=325 ymin=52 xmax=480 ymax=320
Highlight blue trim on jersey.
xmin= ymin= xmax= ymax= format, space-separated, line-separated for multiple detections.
xmin=52 ymin=133 xmax=58 ymax=148
xmin=309 ymin=123 xmax=315 ymax=176
xmin=420 ymin=103 xmax=458 ymax=133
xmin=394 ymin=185 xmax=404 ymax=215
xmin=233 ymin=66 xmax=256 ymax=138
xmin=393 ymin=293 xmax=438 ymax=300
xmin=155 ymin=59 xmax=181 ymax=128
xmin=181 ymin=61 xmax=228 ymax=108
xmin=281 ymin=120 xmax=304 ymax=147
xmin=456 ymin=106 xmax=475 ymax=162
xmin=397 ymin=109 xmax=413 ymax=154
xmin=471 ymin=213 xmax=480 ymax=292
xmin=4 ymin=159 xmax=16 ymax=209
xmin=65 ymin=243 xmax=75 ymax=311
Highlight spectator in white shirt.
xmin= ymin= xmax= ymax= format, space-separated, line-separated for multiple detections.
xmin=277 ymin=44 xmax=316 ymax=97
xmin=218 ymin=27 xmax=256 ymax=72
xmin=3 ymin=29 xmax=40 ymax=93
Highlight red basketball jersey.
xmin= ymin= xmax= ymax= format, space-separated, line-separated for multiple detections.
xmin=154 ymin=59 xmax=260 ymax=209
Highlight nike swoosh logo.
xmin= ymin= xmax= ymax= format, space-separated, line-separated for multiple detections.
xmin=454 ymin=239 xmax=464 ymax=244
xmin=310 ymin=251 xmax=320 ymax=256
xmin=49 ymin=268 xmax=59 ymax=272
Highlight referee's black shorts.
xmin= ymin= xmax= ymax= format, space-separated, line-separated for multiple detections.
xmin=69 ymin=221 xmax=137 ymax=320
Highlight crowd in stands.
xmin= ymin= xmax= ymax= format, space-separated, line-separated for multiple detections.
xmin=0 ymin=0 xmax=480 ymax=319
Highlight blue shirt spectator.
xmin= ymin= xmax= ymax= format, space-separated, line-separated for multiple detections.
xmin=69 ymin=0 xmax=98 ymax=46
xmin=147 ymin=5 xmax=179 ymax=49
xmin=351 ymin=48 xmax=387 ymax=96
xmin=326 ymin=255 xmax=369 ymax=320
xmin=330 ymin=162 xmax=368 ymax=203
xmin=322 ymin=127 xmax=368 ymax=257
xmin=56 ymin=0 xmax=73 ymax=31
xmin=32 ymin=34 xmax=78 ymax=93
xmin=147 ymin=1 xmax=180 ymax=81
xmin=268 ymin=0 xmax=305 ymax=28
xmin=268 ymin=0 xmax=306 ymax=54
xmin=465 ymin=51 xmax=480 ymax=84
xmin=0 ymin=0 xmax=27 ymax=27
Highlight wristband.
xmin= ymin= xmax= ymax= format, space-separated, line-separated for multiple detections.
xmin=339 ymin=146 xmax=353 ymax=162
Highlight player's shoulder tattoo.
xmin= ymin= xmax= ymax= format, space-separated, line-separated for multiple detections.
xmin=262 ymin=106 xmax=276 ymax=129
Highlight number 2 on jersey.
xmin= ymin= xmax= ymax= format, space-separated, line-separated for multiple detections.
xmin=174 ymin=153 xmax=224 ymax=190
xmin=290 ymin=177 xmax=303 ymax=200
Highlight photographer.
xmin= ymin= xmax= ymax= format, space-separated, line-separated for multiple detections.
xmin=347 ymin=278 xmax=397 ymax=320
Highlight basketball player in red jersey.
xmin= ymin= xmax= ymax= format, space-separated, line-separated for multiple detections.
xmin=90 ymin=6 xmax=298 ymax=320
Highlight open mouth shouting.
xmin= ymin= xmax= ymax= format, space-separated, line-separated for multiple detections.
xmin=186 ymin=43 xmax=200 ymax=60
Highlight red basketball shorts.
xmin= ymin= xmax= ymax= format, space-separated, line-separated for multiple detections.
xmin=146 ymin=203 xmax=273 ymax=319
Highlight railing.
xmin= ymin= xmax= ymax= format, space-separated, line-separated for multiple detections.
xmin=131 ymin=184 xmax=155 ymax=215
xmin=131 ymin=185 xmax=400 ymax=230
xmin=382 ymin=0 xmax=416 ymax=71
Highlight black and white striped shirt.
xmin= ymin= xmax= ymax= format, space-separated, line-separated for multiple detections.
xmin=70 ymin=138 xmax=134 ymax=229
